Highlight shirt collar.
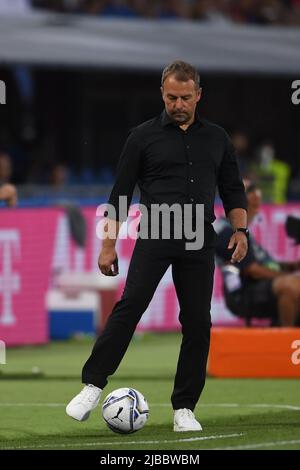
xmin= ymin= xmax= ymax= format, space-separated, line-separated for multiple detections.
xmin=160 ymin=109 xmax=203 ymax=129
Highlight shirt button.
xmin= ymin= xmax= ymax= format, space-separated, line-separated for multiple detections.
xmin=186 ymin=145 xmax=190 ymax=149
xmin=190 ymin=197 xmax=194 ymax=202
xmin=189 ymin=161 xmax=193 ymax=166
xmin=190 ymin=178 xmax=194 ymax=183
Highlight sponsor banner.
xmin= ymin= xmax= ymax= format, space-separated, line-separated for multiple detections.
xmin=1 ymin=205 xmax=300 ymax=344
xmin=0 ymin=209 xmax=58 ymax=345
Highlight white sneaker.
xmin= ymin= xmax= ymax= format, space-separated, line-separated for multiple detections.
xmin=66 ymin=384 xmax=102 ymax=422
xmin=173 ymin=408 xmax=203 ymax=432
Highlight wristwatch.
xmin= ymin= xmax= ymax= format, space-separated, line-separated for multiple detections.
xmin=234 ymin=227 xmax=250 ymax=240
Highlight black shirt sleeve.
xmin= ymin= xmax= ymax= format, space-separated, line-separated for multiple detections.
xmin=106 ymin=130 xmax=142 ymax=221
xmin=217 ymin=132 xmax=247 ymax=216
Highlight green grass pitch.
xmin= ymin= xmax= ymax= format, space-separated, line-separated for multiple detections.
xmin=0 ymin=333 xmax=299 ymax=450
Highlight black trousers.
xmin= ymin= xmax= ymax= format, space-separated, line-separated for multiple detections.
xmin=82 ymin=226 xmax=216 ymax=411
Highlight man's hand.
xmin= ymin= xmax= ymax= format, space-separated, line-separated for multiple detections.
xmin=228 ymin=232 xmax=248 ymax=264
xmin=98 ymin=247 xmax=119 ymax=276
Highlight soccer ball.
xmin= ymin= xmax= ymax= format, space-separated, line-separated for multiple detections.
xmin=102 ymin=387 xmax=149 ymax=434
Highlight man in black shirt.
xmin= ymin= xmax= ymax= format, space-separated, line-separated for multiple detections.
xmin=216 ymin=180 xmax=300 ymax=326
xmin=66 ymin=60 xmax=248 ymax=431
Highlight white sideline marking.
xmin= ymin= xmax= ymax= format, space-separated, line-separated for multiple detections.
xmin=153 ymin=403 xmax=300 ymax=410
xmin=212 ymin=439 xmax=300 ymax=450
xmin=0 ymin=433 xmax=244 ymax=450
xmin=154 ymin=403 xmax=300 ymax=410
xmin=0 ymin=403 xmax=64 ymax=407
xmin=0 ymin=402 xmax=299 ymax=410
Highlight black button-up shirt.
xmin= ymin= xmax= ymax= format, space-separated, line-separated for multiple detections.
xmin=107 ymin=110 xmax=247 ymax=223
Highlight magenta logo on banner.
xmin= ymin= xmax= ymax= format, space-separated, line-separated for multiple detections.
xmin=0 ymin=80 xmax=6 ymax=104
xmin=0 ymin=230 xmax=21 ymax=325
xmin=0 ymin=340 xmax=6 ymax=364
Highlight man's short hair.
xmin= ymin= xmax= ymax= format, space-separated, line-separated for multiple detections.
xmin=161 ymin=60 xmax=200 ymax=89
xmin=243 ymin=179 xmax=258 ymax=194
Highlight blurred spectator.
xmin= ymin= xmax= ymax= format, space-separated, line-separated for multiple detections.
xmin=284 ymin=0 xmax=300 ymax=23
xmin=81 ymin=0 xmax=106 ymax=14
xmin=158 ymin=0 xmax=191 ymax=19
xmin=0 ymin=152 xmax=18 ymax=206
xmin=102 ymin=0 xmax=138 ymax=17
xmin=82 ymin=0 xmax=139 ymax=17
xmin=251 ymin=141 xmax=291 ymax=203
xmin=193 ymin=0 xmax=233 ymax=24
xmin=231 ymin=0 xmax=268 ymax=24
xmin=216 ymin=179 xmax=300 ymax=326
xmin=132 ymin=0 xmax=157 ymax=17
xmin=49 ymin=163 xmax=70 ymax=188
xmin=231 ymin=130 xmax=253 ymax=178
xmin=29 ymin=0 xmax=300 ymax=25
xmin=0 ymin=183 xmax=17 ymax=206
xmin=32 ymin=0 xmax=66 ymax=12
xmin=258 ymin=0 xmax=289 ymax=25
xmin=0 ymin=151 xmax=13 ymax=184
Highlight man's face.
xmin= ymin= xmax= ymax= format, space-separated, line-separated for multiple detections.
xmin=161 ymin=74 xmax=201 ymax=125
xmin=247 ymin=188 xmax=262 ymax=217
xmin=243 ymin=179 xmax=262 ymax=220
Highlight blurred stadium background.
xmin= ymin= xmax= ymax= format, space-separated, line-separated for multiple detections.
xmin=0 ymin=0 xmax=300 ymax=451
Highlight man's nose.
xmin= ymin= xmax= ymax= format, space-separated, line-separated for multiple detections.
xmin=175 ymin=98 xmax=183 ymax=109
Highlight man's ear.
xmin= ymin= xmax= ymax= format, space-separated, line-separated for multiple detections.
xmin=160 ymin=86 xmax=164 ymax=98
xmin=197 ymin=87 xmax=202 ymax=102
